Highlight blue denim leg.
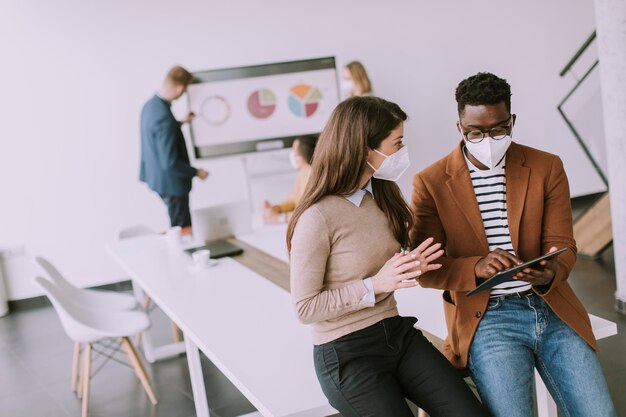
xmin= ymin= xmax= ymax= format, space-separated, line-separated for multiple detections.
xmin=468 ymin=296 xmax=537 ymax=417
xmin=533 ymin=296 xmax=616 ymax=417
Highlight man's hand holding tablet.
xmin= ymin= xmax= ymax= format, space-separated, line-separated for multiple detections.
xmin=469 ymin=247 xmax=564 ymax=296
xmin=512 ymin=246 xmax=560 ymax=286
xmin=474 ymin=248 xmax=523 ymax=281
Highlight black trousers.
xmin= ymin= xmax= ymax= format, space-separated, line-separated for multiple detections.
xmin=314 ymin=316 xmax=488 ymax=417
xmin=160 ymin=194 xmax=191 ymax=228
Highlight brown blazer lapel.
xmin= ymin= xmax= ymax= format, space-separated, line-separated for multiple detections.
xmin=445 ymin=143 xmax=489 ymax=252
xmin=505 ymin=142 xmax=530 ymax=254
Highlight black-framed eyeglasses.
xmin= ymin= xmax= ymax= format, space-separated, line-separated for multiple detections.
xmin=460 ymin=117 xmax=513 ymax=143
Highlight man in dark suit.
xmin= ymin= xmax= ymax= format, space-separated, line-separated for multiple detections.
xmin=140 ymin=66 xmax=208 ymax=227
xmin=410 ymin=72 xmax=615 ymax=417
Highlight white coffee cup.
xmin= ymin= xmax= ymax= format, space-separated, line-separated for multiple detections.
xmin=166 ymin=226 xmax=182 ymax=245
xmin=192 ymin=249 xmax=212 ymax=267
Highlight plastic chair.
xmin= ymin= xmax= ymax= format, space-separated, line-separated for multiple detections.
xmin=33 ymin=255 xmax=140 ymax=394
xmin=34 ymin=276 xmax=157 ymax=417
xmin=116 ymin=224 xmax=155 ymax=240
xmin=117 ymin=225 xmax=182 ymax=345
xmin=32 ymin=257 xmax=137 ymax=311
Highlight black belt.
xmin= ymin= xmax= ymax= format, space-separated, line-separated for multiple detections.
xmin=492 ymin=288 xmax=534 ymax=299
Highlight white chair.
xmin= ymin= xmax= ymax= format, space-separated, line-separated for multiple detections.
xmin=34 ymin=276 xmax=157 ymax=417
xmin=33 ymin=256 xmax=140 ymax=394
xmin=117 ymin=225 xmax=182 ymax=345
xmin=32 ymin=256 xmax=137 ymax=311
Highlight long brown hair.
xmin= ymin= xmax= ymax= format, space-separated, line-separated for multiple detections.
xmin=346 ymin=61 xmax=372 ymax=96
xmin=287 ymin=96 xmax=412 ymax=252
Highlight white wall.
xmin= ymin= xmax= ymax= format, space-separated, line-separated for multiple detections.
xmin=0 ymin=0 xmax=604 ymax=299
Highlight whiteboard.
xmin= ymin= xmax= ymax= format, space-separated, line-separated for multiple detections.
xmin=187 ymin=57 xmax=339 ymax=159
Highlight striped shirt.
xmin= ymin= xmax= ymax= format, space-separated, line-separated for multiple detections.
xmin=464 ymin=150 xmax=531 ymax=297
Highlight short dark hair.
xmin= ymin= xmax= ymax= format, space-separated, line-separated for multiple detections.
xmin=455 ymin=72 xmax=511 ymax=115
xmin=295 ymin=135 xmax=317 ymax=165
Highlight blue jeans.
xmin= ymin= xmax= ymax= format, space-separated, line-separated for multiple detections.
xmin=468 ymin=293 xmax=616 ymax=417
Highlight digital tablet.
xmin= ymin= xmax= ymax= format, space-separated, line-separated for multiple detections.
xmin=466 ymin=247 xmax=567 ymax=296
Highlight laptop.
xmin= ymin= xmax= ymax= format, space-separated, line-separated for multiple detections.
xmin=187 ymin=200 xmax=253 ymax=258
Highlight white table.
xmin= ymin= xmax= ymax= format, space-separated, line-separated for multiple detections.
xmin=239 ymin=226 xmax=618 ymax=417
xmin=107 ymin=235 xmax=336 ymax=417
xmin=396 ymin=289 xmax=618 ymax=417
xmin=238 ymin=224 xmax=289 ymax=263
xmin=109 ymin=226 xmax=617 ymax=417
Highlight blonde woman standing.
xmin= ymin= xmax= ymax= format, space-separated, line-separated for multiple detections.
xmin=341 ymin=61 xmax=374 ymax=98
xmin=288 ymin=97 xmax=487 ymax=417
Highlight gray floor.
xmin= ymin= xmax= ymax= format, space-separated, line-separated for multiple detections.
xmin=0 ymin=303 xmax=257 ymax=417
xmin=1 ymin=196 xmax=624 ymax=416
xmin=568 ymin=245 xmax=626 ymax=416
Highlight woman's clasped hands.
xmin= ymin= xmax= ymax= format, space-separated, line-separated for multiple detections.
xmin=372 ymin=237 xmax=444 ymax=294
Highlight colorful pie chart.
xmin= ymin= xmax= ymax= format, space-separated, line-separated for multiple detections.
xmin=288 ymin=84 xmax=323 ymax=118
xmin=247 ymin=88 xmax=277 ymax=119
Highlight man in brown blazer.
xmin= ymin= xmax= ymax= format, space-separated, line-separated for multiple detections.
xmin=410 ymin=72 xmax=615 ymax=417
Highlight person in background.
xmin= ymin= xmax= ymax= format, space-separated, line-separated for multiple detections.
xmin=263 ymin=135 xmax=317 ymax=224
xmin=288 ymin=96 xmax=488 ymax=417
xmin=341 ymin=61 xmax=374 ymax=98
xmin=140 ymin=65 xmax=209 ymax=228
xmin=410 ymin=72 xmax=616 ymax=417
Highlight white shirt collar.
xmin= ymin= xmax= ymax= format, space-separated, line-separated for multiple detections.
xmin=344 ymin=181 xmax=373 ymax=207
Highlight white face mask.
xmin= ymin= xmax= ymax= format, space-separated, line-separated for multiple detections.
xmin=367 ymin=146 xmax=410 ymax=181
xmin=289 ymin=151 xmax=300 ymax=169
xmin=464 ymin=135 xmax=512 ymax=169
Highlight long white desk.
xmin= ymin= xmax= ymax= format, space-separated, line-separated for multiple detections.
xmin=107 ymin=235 xmax=336 ymax=417
xmin=239 ymin=224 xmax=289 ymax=263
xmin=240 ymin=225 xmax=617 ymax=341
xmin=238 ymin=225 xmax=618 ymax=417
xmin=109 ymin=226 xmax=617 ymax=417
xmin=395 ymin=282 xmax=618 ymax=417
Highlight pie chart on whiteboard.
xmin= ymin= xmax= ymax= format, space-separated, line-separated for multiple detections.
xmin=200 ymin=95 xmax=231 ymax=126
xmin=247 ymin=88 xmax=277 ymax=119
xmin=288 ymin=84 xmax=323 ymax=118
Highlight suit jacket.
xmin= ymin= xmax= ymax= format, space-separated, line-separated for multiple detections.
xmin=139 ymin=95 xmax=196 ymax=197
xmin=410 ymin=141 xmax=597 ymax=370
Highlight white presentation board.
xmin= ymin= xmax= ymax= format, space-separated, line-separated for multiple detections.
xmin=187 ymin=57 xmax=339 ymax=159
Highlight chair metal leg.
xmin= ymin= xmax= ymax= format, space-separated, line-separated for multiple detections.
xmin=120 ymin=337 xmax=158 ymax=405
xmin=71 ymin=342 xmax=81 ymax=392
xmin=81 ymin=343 xmax=92 ymax=417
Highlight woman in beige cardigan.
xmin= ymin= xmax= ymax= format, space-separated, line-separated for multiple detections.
xmin=287 ymin=96 xmax=487 ymax=417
